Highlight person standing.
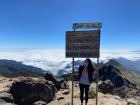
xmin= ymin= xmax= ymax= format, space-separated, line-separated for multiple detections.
xmin=78 ymin=58 xmax=95 ymax=105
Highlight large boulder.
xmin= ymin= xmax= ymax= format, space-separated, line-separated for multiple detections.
xmin=44 ymin=73 xmax=62 ymax=90
xmin=9 ymin=77 xmax=57 ymax=105
xmin=98 ymin=80 xmax=114 ymax=94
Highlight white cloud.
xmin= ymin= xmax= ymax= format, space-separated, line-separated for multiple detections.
xmin=0 ymin=49 xmax=140 ymax=74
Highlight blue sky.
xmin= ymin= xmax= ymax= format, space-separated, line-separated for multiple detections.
xmin=0 ymin=0 xmax=140 ymax=50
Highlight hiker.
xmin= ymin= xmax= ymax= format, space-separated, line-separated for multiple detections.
xmin=78 ymin=58 xmax=95 ymax=105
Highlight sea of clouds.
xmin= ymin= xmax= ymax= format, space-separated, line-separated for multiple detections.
xmin=0 ymin=49 xmax=140 ymax=74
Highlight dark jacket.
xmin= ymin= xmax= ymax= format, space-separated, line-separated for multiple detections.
xmin=78 ymin=65 xmax=95 ymax=83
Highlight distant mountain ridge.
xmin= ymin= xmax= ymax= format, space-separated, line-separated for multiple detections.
xmin=0 ymin=57 xmax=140 ymax=79
xmin=115 ymin=57 xmax=140 ymax=74
xmin=0 ymin=59 xmax=47 ymax=77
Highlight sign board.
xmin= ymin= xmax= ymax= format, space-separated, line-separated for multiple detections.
xmin=73 ymin=22 xmax=102 ymax=29
xmin=66 ymin=30 xmax=100 ymax=58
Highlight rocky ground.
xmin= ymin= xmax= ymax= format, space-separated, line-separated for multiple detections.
xmin=0 ymin=76 xmax=140 ymax=105
xmin=0 ymin=76 xmax=12 ymax=93
xmin=48 ymin=82 xmax=140 ymax=105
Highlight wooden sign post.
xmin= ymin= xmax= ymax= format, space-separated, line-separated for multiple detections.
xmin=66 ymin=22 xmax=102 ymax=105
xmin=66 ymin=30 xmax=100 ymax=58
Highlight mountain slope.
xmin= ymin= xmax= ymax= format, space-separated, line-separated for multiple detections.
xmin=0 ymin=59 xmax=47 ymax=77
xmin=116 ymin=57 xmax=140 ymax=74
xmin=106 ymin=59 xmax=140 ymax=87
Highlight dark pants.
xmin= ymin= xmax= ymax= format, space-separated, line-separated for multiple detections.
xmin=79 ymin=84 xmax=90 ymax=104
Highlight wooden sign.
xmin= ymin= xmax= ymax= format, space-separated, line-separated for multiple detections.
xmin=73 ymin=22 xmax=102 ymax=29
xmin=66 ymin=30 xmax=100 ymax=58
